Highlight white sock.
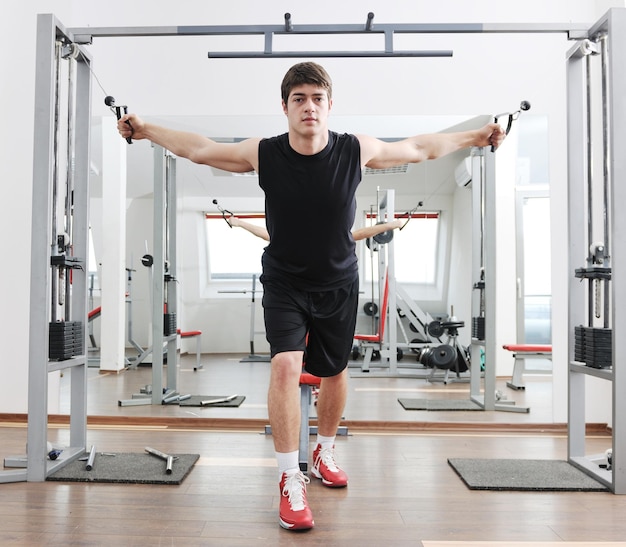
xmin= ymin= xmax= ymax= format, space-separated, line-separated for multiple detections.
xmin=316 ymin=434 xmax=335 ymax=450
xmin=276 ymin=450 xmax=299 ymax=480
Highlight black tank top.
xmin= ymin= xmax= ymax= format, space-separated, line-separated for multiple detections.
xmin=258 ymin=131 xmax=361 ymax=291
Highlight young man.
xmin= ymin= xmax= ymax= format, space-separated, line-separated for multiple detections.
xmin=117 ymin=61 xmax=505 ymax=531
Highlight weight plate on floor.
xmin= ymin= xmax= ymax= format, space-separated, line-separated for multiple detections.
xmin=418 ymin=346 xmax=433 ymax=367
xmin=430 ymin=344 xmax=457 ymax=369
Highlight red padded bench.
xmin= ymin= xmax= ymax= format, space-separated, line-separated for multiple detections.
xmin=88 ymin=306 xmax=102 ymax=321
xmin=353 ymin=271 xmax=389 ymax=372
xmin=502 ymin=343 xmax=552 ymax=390
xmin=299 ymin=372 xmax=321 ymax=473
xmin=178 ymin=329 xmax=203 ymax=371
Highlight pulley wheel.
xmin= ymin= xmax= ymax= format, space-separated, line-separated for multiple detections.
xmin=373 ymin=222 xmax=394 ymax=244
xmin=363 ymin=302 xmax=378 ymax=316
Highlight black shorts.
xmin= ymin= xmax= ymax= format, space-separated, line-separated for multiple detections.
xmin=262 ymin=277 xmax=359 ymax=377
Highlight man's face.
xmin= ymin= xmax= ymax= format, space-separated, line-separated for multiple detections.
xmin=282 ymin=84 xmax=332 ymax=136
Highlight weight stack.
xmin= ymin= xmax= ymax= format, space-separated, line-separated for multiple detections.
xmin=574 ymin=325 xmax=612 ymax=369
xmin=164 ymin=313 xmax=177 ymax=336
xmin=472 ymin=316 xmax=485 ymax=341
xmin=49 ymin=321 xmax=84 ymax=360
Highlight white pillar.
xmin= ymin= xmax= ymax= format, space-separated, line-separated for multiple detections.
xmin=99 ymin=117 xmax=126 ymax=372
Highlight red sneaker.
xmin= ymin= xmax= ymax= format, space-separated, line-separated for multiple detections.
xmin=311 ymin=444 xmax=348 ymax=487
xmin=279 ymin=471 xmax=314 ymax=530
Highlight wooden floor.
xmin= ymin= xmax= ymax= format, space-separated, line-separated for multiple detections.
xmin=1 ymin=353 xmax=624 ymax=546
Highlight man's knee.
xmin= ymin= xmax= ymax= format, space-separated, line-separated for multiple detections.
xmin=271 ymin=351 xmax=304 ymax=386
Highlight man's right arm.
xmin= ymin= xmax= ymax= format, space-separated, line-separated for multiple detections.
xmin=118 ymin=113 xmax=260 ymax=174
xmin=229 ymin=217 xmax=271 ymax=241
xmin=351 ymin=219 xmax=403 ymax=242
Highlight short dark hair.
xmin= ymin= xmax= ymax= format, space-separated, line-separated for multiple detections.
xmin=281 ymin=62 xmax=333 ymax=103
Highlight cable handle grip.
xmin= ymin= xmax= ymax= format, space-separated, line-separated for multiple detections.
xmin=212 ymin=199 xmax=234 ymax=227
xmin=104 ymin=95 xmax=133 ymax=144
xmin=490 ymin=100 xmax=531 ymax=152
xmin=490 ymin=114 xmax=514 ymax=153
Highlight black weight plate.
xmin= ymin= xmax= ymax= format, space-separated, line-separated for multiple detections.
xmin=427 ymin=321 xmax=445 ymax=338
xmin=430 ymin=344 xmax=457 ymax=369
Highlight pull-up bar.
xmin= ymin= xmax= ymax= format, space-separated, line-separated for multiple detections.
xmin=212 ymin=12 xmax=453 ymax=58
xmin=68 ymin=13 xmax=589 ymax=60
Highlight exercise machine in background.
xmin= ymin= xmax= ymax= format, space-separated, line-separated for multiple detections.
xmin=468 ymin=145 xmax=528 ymax=413
xmin=350 ymin=188 xmax=468 ymax=381
xmin=118 ymin=146 xmax=181 ymax=406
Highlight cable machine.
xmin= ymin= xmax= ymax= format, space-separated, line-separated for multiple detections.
xmin=566 ymin=8 xmax=626 ymax=494
xmin=468 ymin=147 xmax=528 ymax=413
xmin=118 ymin=145 xmax=179 ymax=406
xmin=351 ymin=189 xmax=463 ymax=381
xmin=0 ymin=16 xmax=91 ymax=483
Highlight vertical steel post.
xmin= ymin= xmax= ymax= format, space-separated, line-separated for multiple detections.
xmin=151 ymin=146 xmax=166 ymax=404
xmin=166 ymin=153 xmax=178 ymax=391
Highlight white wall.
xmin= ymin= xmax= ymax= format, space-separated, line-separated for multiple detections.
xmin=1 ymin=1 xmax=72 ymax=414
xmin=1 ymin=0 xmax=621 ymax=423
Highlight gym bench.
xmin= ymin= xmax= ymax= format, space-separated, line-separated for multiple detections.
xmin=298 ymin=372 xmax=321 ymax=472
xmin=297 ymin=371 xmax=349 ymax=473
xmin=178 ymin=329 xmax=203 ymax=371
xmin=353 ymin=272 xmax=389 ymax=372
xmin=502 ymin=343 xmax=552 ymax=390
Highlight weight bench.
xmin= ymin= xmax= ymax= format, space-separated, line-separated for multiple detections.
xmin=353 ymin=272 xmax=389 ymax=372
xmin=88 ymin=306 xmax=102 ymax=322
xmin=298 ymin=372 xmax=321 ymax=472
xmin=87 ymin=306 xmax=102 ymax=349
xmin=178 ymin=329 xmax=203 ymax=371
xmin=502 ymin=343 xmax=552 ymax=390
xmin=264 ymin=372 xmax=321 ymax=472
xmin=295 ymin=371 xmax=348 ymax=473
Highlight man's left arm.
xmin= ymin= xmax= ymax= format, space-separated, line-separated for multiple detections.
xmin=357 ymin=123 xmax=506 ymax=170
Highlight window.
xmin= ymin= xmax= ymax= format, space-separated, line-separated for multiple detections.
xmin=205 ymin=214 xmax=266 ymax=279
xmin=206 ymin=211 xmax=441 ymax=284
xmin=362 ymin=212 xmax=440 ymax=284
xmin=516 ymin=115 xmax=549 ymax=185
xmin=394 ymin=213 xmax=439 ymax=284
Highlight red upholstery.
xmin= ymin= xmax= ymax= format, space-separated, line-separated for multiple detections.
xmin=354 ymin=271 xmax=389 ymax=343
xmin=503 ymin=344 xmax=552 ymax=353
xmin=177 ymin=329 xmax=202 ymax=337
xmin=88 ymin=306 xmax=102 ymax=320
xmin=299 ymin=372 xmax=321 ymax=387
